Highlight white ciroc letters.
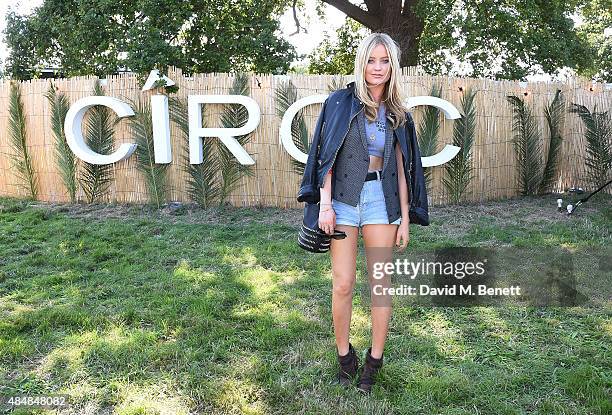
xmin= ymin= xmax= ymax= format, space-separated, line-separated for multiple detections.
xmin=62 ymin=92 xmax=462 ymax=168
xmin=64 ymin=96 xmax=137 ymax=165
xmin=278 ymin=95 xmax=463 ymax=167
xmin=151 ymin=95 xmax=172 ymax=163
xmin=188 ymin=95 xmax=260 ymax=165
xmin=280 ymin=94 xmax=328 ymax=164
xmin=405 ymin=96 xmax=462 ymax=167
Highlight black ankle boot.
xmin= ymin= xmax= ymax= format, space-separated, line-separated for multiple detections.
xmin=357 ymin=347 xmax=383 ymax=393
xmin=337 ymin=343 xmax=358 ymax=386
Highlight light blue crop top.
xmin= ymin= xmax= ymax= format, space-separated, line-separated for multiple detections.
xmin=365 ymin=103 xmax=386 ymax=158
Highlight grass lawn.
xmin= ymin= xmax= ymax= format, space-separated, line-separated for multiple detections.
xmin=0 ymin=194 xmax=610 ymax=414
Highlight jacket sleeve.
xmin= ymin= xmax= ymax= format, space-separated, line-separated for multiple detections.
xmin=407 ymin=112 xmax=430 ymax=226
xmin=297 ymin=97 xmax=329 ymax=203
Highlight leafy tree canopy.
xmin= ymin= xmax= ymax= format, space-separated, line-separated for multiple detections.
xmin=574 ymin=0 xmax=611 ymax=81
xmin=308 ymin=18 xmax=369 ymax=75
xmin=4 ymin=0 xmax=297 ymax=80
xmin=309 ymin=0 xmax=609 ymax=81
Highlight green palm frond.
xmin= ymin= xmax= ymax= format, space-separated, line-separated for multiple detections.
xmin=506 ymin=95 xmax=543 ymax=195
xmin=540 ymin=90 xmax=565 ymax=194
xmin=328 ymin=75 xmax=346 ymax=92
xmin=79 ymin=80 xmax=117 ymax=203
xmin=218 ymin=72 xmax=255 ymax=205
xmin=8 ymin=81 xmax=37 ymax=199
xmin=45 ymin=82 xmax=76 ymax=202
xmin=169 ymin=96 xmax=221 ymax=207
xmin=443 ymin=87 xmax=477 ymax=204
xmin=275 ymin=78 xmax=309 ymax=175
xmin=569 ymin=103 xmax=612 ymax=190
xmin=418 ymin=83 xmax=442 ymax=187
xmin=126 ymin=96 xmax=168 ymax=208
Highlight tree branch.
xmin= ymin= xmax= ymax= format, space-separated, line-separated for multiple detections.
xmin=288 ymin=0 xmax=306 ymax=36
xmin=401 ymin=0 xmax=419 ymax=17
xmin=363 ymin=0 xmax=380 ymax=16
xmin=321 ymin=0 xmax=381 ymax=28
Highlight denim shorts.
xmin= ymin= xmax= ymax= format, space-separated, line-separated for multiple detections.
xmin=332 ymin=178 xmax=401 ymax=227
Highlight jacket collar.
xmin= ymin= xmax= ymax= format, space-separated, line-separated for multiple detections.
xmin=346 ymin=81 xmax=364 ymax=120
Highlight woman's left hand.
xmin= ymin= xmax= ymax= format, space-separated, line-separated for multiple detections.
xmin=395 ymin=221 xmax=410 ymax=251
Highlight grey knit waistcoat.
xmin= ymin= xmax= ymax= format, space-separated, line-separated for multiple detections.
xmin=331 ymin=110 xmax=402 ymax=223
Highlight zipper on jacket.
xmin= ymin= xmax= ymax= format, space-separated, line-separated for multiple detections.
xmin=407 ymin=159 xmax=413 ymax=207
xmin=319 ymin=106 xmax=364 ymax=185
xmin=398 ymin=131 xmax=414 ymax=208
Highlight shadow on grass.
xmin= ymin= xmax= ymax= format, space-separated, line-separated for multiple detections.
xmin=0 ymin=195 xmax=610 ymax=414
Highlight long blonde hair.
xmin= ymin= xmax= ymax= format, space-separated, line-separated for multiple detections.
xmin=354 ymin=33 xmax=406 ymax=129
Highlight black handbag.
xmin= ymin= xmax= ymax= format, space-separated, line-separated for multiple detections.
xmin=298 ymin=202 xmax=347 ymax=253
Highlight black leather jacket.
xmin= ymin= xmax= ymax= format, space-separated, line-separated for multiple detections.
xmin=297 ymin=82 xmax=429 ymax=226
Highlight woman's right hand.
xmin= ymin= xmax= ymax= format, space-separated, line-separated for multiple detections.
xmin=318 ymin=206 xmax=336 ymax=235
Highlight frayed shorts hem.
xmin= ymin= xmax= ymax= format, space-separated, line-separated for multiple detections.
xmin=332 ymin=180 xmax=401 ymax=228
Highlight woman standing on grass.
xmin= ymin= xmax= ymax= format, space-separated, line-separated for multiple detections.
xmin=298 ymin=32 xmax=429 ymax=393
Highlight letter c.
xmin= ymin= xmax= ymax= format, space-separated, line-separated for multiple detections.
xmin=64 ymin=96 xmax=137 ymax=165
xmin=280 ymin=94 xmax=328 ymax=164
xmin=405 ymin=96 xmax=462 ymax=167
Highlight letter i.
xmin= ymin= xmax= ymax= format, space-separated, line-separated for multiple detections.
xmin=151 ymin=95 xmax=172 ymax=163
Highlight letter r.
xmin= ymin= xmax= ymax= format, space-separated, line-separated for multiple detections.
xmin=188 ymin=95 xmax=260 ymax=165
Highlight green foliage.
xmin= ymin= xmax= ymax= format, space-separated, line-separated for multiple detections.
xmin=169 ymin=97 xmax=220 ymax=207
xmin=507 ymin=92 xmax=570 ymax=196
xmin=151 ymin=78 xmax=179 ymax=95
xmin=309 ymin=1 xmax=600 ymax=80
xmin=308 ymin=18 xmax=369 ymax=75
xmin=5 ymin=0 xmax=606 ymax=81
xmin=574 ymin=0 xmax=612 ymax=82
xmin=443 ymin=87 xmax=477 ymax=204
xmin=218 ymin=73 xmax=255 ymax=204
xmin=45 ymin=82 xmax=77 ymax=202
xmin=127 ymin=97 xmax=168 ymax=208
xmin=8 ymin=81 xmax=37 ymax=199
xmin=274 ymin=79 xmax=309 ymax=176
xmin=507 ymin=95 xmax=544 ymax=195
xmin=417 ymin=0 xmax=594 ymax=80
xmin=79 ymin=80 xmax=117 ymax=203
xmin=540 ymin=90 xmax=565 ymax=194
xmin=417 ymin=83 xmax=443 ymax=187
xmin=569 ymin=103 xmax=612 ymax=190
xmin=3 ymin=12 xmax=42 ymax=80
xmin=3 ymin=0 xmax=296 ymax=80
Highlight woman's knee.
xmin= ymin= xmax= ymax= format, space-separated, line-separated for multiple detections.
xmin=332 ymin=277 xmax=355 ymax=297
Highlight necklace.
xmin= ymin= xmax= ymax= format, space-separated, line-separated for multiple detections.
xmin=368 ymin=104 xmax=385 ymax=143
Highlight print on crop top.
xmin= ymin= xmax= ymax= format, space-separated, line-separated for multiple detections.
xmin=365 ymin=103 xmax=386 ymax=158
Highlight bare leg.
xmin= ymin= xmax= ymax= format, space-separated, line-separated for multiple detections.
xmin=329 ymin=224 xmax=359 ymax=356
xmin=361 ymin=224 xmax=398 ymax=359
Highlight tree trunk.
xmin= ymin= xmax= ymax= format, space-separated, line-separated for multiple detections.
xmin=322 ymin=0 xmax=424 ymax=67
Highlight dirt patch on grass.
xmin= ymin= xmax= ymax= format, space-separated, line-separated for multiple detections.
xmin=431 ymin=194 xmax=607 ymax=226
xmin=17 ymin=192 xmax=611 ymax=230
xmin=28 ymin=201 xmax=304 ymax=227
